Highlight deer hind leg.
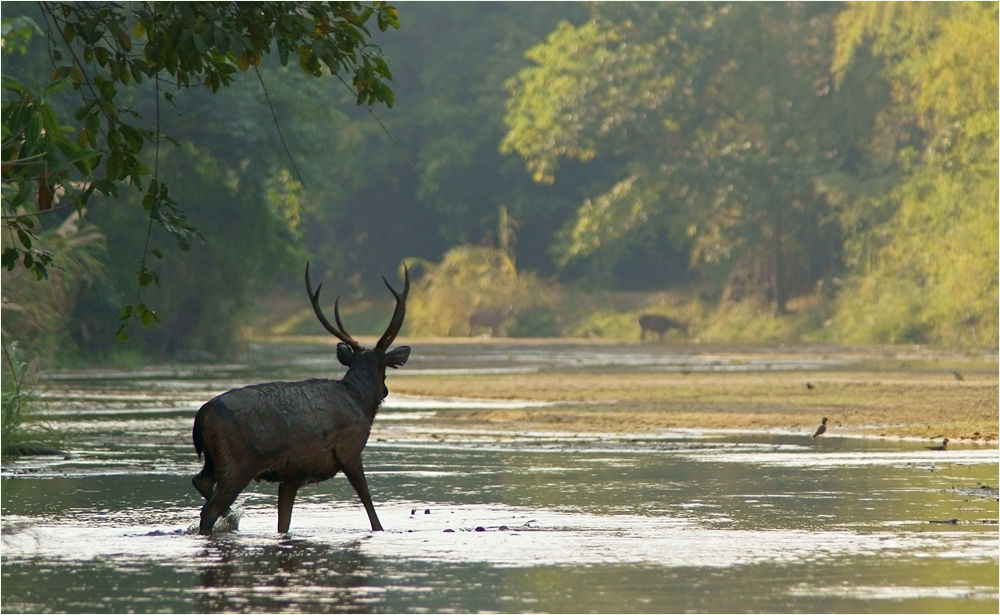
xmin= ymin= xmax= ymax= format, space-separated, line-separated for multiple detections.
xmin=277 ymin=482 xmax=299 ymax=533
xmin=192 ymin=452 xmax=216 ymax=499
xmin=339 ymin=455 xmax=383 ymax=531
xmin=199 ymin=470 xmax=252 ymax=535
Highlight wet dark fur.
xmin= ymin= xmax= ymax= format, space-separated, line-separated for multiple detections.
xmin=192 ymin=263 xmax=409 ymax=535
xmin=192 ymin=347 xmax=408 ymax=534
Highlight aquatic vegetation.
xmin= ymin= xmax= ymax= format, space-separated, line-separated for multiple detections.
xmin=1 ymin=342 xmax=40 ymax=449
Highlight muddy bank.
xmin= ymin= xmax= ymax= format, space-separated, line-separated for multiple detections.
xmin=391 ymin=363 xmax=998 ymax=441
xmin=36 ymin=340 xmax=999 ymax=444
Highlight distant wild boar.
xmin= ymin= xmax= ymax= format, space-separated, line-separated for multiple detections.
xmin=638 ymin=314 xmax=687 ymax=340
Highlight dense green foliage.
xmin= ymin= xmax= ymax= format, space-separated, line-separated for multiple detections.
xmin=501 ymin=1 xmax=996 ymax=345
xmin=2 ymin=1 xmax=995 ymax=368
xmin=502 ymin=3 xmax=882 ymax=309
xmin=2 ymin=2 xmax=398 ymax=362
xmin=828 ymin=2 xmax=998 ymax=347
xmin=2 ymin=1 xmax=398 ymax=345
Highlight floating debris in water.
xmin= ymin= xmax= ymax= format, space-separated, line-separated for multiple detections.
xmin=947 ymin=485 xmax=999 ymax=500
xmin=141 ymin=528 xmax=187 ymax=537
xmin=928 ymin=518 xmax=999 ymax=525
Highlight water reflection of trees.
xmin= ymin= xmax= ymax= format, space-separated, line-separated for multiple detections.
xmin=196 ymin=538 xmax=374 ymax=613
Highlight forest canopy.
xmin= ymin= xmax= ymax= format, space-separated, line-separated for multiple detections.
xmin=501 ymin=1 xmax=997 ymax=346
xmin=2 ymin=1 xmax=995 ymax=369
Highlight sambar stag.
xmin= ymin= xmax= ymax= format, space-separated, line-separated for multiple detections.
xmin=191 ymin=263 xmax=410 ymax=534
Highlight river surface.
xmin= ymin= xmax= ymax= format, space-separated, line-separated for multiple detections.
xmin=2 ymin=342 xmax=998 ymax=613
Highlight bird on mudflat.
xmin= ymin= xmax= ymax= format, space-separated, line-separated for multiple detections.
xmin=812 ymin=417 xmax=828 ymax=439
xmin=925 ymin=438 xmax=949 ymax=451
xmin=953 ymin=371 xmax=964 ymax=381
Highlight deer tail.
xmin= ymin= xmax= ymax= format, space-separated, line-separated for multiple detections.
xmin=192 ymin=405 xmax=207 ymax=460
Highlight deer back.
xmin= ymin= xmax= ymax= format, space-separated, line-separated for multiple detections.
xmin=200 ymin=378 xmax=370 ymax=458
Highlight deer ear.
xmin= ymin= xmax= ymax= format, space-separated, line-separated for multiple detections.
xmin=336 ymin=343 xmax=355 ymax=366
xmin=384 ymin=346 xmax=410 ymax=369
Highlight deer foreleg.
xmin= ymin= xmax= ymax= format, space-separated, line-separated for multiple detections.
xmin=341 ymin=457 xmax=383 ymax=531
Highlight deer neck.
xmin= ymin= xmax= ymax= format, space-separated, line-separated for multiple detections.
xmin=340 ymin=365 xmax=385 ymax=419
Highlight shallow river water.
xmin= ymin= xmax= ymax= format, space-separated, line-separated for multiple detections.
xmin=2 ymin=342 xmax=998 ymax=613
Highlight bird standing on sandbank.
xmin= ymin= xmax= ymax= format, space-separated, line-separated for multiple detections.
xmin=812 ymin=417 xmax=828 ymax=439
xmin=925 ymin=438 xmax=949 ymax=451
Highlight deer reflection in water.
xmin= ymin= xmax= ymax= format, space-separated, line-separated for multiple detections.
xmin=196 ymin=538 xmax=373 ymax=612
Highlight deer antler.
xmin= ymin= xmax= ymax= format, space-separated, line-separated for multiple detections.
xmin=305 ymin=262 xmax=363 ymax=351
xmin=375 ymin=265 xmax=409 ymax=351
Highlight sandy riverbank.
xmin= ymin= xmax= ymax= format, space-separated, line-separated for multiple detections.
xmin=384 ymin=347 xmax=998 ymax=442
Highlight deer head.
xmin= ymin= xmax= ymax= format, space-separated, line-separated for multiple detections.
xmin=305 ymin=262 xmax=410 ymax=394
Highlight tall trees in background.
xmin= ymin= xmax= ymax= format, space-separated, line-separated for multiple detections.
xmin=501 ymin=1 xmax=996 ymax=346
xmin=316 ymin=2 xmax=592 ymax=285
xmin=502 ymin=3 xmax=886 ymax=309
xmin=2 ymin=2 xmax=399 ymax=358
xmin=830 ymin=2 xmax=998 ymax=346
xmin=3 ymin=2 xmax=995 ymax=358
xmin=75 ymin=69 xmax=362 ymax=356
